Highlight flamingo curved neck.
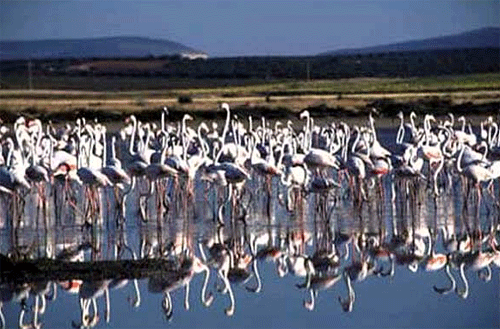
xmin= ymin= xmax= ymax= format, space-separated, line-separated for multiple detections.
xmin=221 ymin=104 xmax=231 ymax=145
xmin=129 ymin=116 xmax=138 ymax=156
xmin=396 ymin=114 xmax=405 ymax=144
xmin=488 ymin=122 xmax=498 ymax=147
xmin=351 ymin=127 xmax=361 ymax=154
xmin=456 ymin=144 xmax=465 ymax=173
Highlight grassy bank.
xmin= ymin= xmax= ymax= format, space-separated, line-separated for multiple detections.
xmin=0 ymin=73 xmax=498 ymax=122
xmin=2 ymin=72 xmax=499 ymax=98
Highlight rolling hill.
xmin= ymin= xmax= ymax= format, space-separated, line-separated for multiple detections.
xmin=320 ymin=27 xmax=500 ymax=56
xmin=0 ymin=36 xmax=205 ymax=61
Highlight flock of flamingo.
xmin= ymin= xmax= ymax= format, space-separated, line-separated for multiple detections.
xmin=0 ymin=103 xmax=500 ymax=328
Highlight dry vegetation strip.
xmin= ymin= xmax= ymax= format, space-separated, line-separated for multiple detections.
xmin=1 ymin=73 xmax=499 ymax=112
xmin=1 ymin=89 xmax=499 ymax=113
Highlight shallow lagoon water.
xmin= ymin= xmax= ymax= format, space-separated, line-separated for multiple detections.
xmin=1 ymin=123 xmax=499 ymax=329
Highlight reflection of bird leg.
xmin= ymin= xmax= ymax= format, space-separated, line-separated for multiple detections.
xmin=46 ymin=282 xmax=57 ymax=304
xmin=37 ymin=294 xmax=46 ymax=315
xmin=478 ymin=265 xmax=492 ymax=282
xmin=216 ymin=269 xmax=226 ymax=293
xmin=90 ymin=298 xmax=98 ymax=326
xmin=104 ymin=287 xmax=110 ymax=323
xmin=455 ymin=262 xmax=469 ymax=299
xmin=376 ymin=256 xmax=395 ymax=277
xmin=127 ymin=278 xmax=141 ymax=308
xmin=75 ymin=297 xmax=98 ymax=328
xmin=433 ymin=158 xmax=443 ymax=196
xmin=122 ymin=247 xmax=141 ymax=308
xmin=18 ymin=298 xmax=29 ymax=329
xmin=338 ymin=274 xmax=355 ymax=312
xmin=72 ymin=298 xmax=87 ymax=328
xmin=276 ymin=255 xmax=289 ymax=277
xmin=0 ymin=302 xmax=5 ymax=329
xmin=201 ymin=268 xmax=214 ymax=307
xmin=217 ymin=203 xmax=225 ymax=226
xmin=33 ymin=295 xmax=41 ymax=329
xmin=140 ymin=239 xmax=147 ymax=259
xmin=295 ymin=263 xmax=313 ymax=290
xmin=162 ymin=292 xmax=173 ymax=321
xmin=222 ymin=274 xmax=235 ymax=317
xmin=408 ymin=261 xmax=418 ymax=273
xmin=246 ymin=259 xmax=262 ymax=293
xmin=433 ymin=263 xmax=456 ymax=294
xmin=342 ymin=243 xmax=349 ymax=260
xmin=198 ymin=243 xmax=207 ymax=262
xmin=387 ymin=256 xmax=395 ymax=277
xmin=304 ymin=289 xmax=316 ymax=311
xmin=87 ymin=298 xmax=99 ymax=327
xmin=139 ymin=195 xmax=148 ymax=223
xmin=184 ymin=282 xmax=190 ymax=310
xmin=286 ymin=187 xmax=294 ymax=212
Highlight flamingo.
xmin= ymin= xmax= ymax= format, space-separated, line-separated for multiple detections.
xmin=101 ymin=136 xmax=131 ymax=187
xmin=456 ymin=143 xmax=493 ymax=204
xmin=281 ymin=136 xmax=308 ymax=188
xmin=124 ymin=115 xmax=149 ymax=178
xmin=248 ymin=132 xmax=282 ymax=177
xmin=417 ymin=115 xmax=445 ymax=195
xmin=303 ymin=148 xmax=340 ymax=174
xmin=299 ymin=112 xmax=339 ymax=175
xmin=368 ymin=113 xmax=391 ymax=160
xmin=455 ymin=116 xmax=477 ymax=146
xmin=0 ymin=138 xmax=30 ymax=194
xmin=346 ymin=126 xmax=372 ymax=199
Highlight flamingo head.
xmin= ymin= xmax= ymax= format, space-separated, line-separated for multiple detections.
xmin=299 ymin=110 xmax=310 ymax=120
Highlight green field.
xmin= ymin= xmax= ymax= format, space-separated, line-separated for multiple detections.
xmin=1 ymin=72 xmax=500 ymax=98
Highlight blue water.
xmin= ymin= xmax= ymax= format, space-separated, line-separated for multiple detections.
xmin=1 ymin=125 xmax=499 ymax=329
xmin=2 ymin=262 xmax=498 ymax=328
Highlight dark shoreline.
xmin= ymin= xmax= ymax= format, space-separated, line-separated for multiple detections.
xmin=1 ymin=98 xmax=498 ymax=125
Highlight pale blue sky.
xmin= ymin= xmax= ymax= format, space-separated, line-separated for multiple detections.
xmin=0 ymin=0 xmax=498 ymax=56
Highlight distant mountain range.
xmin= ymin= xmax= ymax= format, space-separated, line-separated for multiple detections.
xmin=1 ymin=27 xmax=498 ymax=61
xmin=320 ymin=27 xmax=500 ymax=56
xmin=0 ymin=36 xmax=204 ymax=60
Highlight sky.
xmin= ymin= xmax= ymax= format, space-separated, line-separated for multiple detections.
xmin=0 ymin=0 xmax=498 ymax=57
